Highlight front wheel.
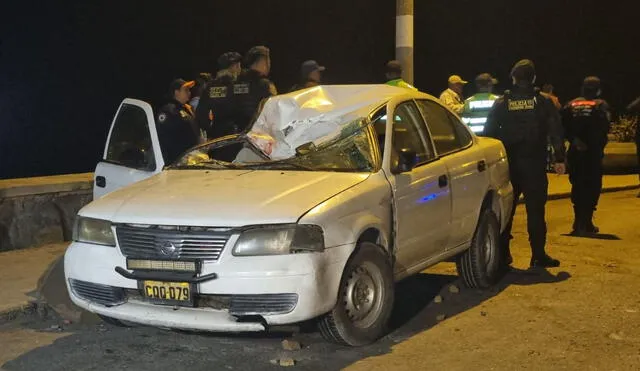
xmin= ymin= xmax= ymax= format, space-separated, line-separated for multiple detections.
xmin=456 ymin=208 xmax=502 ymax=288
xmin=319 ymin=242 xmax=395 ymax=346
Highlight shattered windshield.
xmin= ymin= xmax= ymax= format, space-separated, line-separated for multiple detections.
xmin=172 ymin=118 xmax=377 ymax=172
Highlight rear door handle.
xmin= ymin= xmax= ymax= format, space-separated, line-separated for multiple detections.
xmin=438 ymin=174 xmax=448 ymax=188
xmin=96 ymin=176 xmax=106 ymax=188
xmin=477 ymin=160 xmax=487 ymax=172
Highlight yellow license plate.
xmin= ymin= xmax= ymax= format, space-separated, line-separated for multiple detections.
xmin=142 ymin=281 xmax=191 ymax=302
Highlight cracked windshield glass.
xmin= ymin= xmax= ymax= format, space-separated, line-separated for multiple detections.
xmin=173 ymin=118 xmax=376 ymax=172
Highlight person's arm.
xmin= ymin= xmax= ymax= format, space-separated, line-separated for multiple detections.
xmin=598 ymin=100 xmax=612 ymax=150
xmin=484 ymin=98 xmax=505 ymax=140
xmin=544 ymin=97 xmax=566 ymax=166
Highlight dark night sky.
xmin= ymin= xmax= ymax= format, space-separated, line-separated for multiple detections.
xmin=0 ymin=0 xmax=638 ymax=179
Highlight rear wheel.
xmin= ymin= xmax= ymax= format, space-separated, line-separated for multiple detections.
xmin=456 ymin=208 xmax=501 ymax=288
xmin=319 ymin=243 xmax=394 ymax=346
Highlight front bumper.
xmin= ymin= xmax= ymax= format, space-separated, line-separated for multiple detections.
xmin=64 ymin=239 xmax=353 ymax=331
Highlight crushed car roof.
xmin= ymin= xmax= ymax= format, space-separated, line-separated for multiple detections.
xmin=248 ymin=84 xmax=420 ymax=160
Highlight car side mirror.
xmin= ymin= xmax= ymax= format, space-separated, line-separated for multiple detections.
xmin=396 ymin=148 xmax=418 ymax=173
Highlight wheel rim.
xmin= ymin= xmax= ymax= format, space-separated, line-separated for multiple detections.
xmin=343 ymin=261 xmax=385 ymax=329
xmin=483 ymin=222 xmax=498 ymax=273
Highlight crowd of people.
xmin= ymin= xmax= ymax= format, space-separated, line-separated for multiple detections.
xmin=154 ymin=49 xmax=639 ymax=270
xmin=444 ymin=59 xmax=640 ymax=269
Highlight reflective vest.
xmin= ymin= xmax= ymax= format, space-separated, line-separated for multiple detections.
xmin=386 ymin=79 xmax=417 ymax=91
xmin=461 ymin=93 xmax=499 ymax=134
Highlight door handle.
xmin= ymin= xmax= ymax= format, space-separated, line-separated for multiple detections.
xmin=438 ymin=174 xmax=448 ymax=188
xmin=477 ymin=160 xmax=487 ymax=172
xmin=96 ymin=176 xmax=106 ymax=188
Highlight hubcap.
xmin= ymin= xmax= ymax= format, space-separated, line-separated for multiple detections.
xmin=344 ymin=261 xmax=385 ymax=329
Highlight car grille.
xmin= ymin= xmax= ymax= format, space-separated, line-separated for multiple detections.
xmin=115 ymin=225 xmax=232 ymax=261
xmin=229 ymin=294 xmax=298 ymax=315
xmin=69 ymin=279 xmax=126 ymax=306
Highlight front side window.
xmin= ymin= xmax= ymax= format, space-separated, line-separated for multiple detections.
xmin=106 ymin=104 xmax=156 ymax=171
xmin=417 ymin=100 xmax=472 ymax=156
xmin=390 ymin=101 xmax=436 ymax=169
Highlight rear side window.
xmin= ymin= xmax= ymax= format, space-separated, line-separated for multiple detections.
xmin=417 ymin=100 xmax=472 ymax=156
xmin=106 ymin=104 xmax=156 ymax=171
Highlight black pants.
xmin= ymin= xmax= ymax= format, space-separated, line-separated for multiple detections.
xmin=568 ymin=148 xmax=603 ymax=214
xmin=501 ymin=155 xmax=549 ymax=259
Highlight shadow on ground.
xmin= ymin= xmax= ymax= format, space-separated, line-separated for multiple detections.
xmin=1 ymin=269 xmax=570 ymax=371
xmin=561 ymin=233 xmax=622 ymax=240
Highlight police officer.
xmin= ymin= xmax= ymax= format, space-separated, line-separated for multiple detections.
xmin=384 ymin=60 xmax=417 ymax=90
xmin=157 ymin=78 xmax=200 ymax=165
xmin=485 ymin=59 xmax=566 ymax=269
xmin=233 ymin=46 xmax=277 ymax=132
xmin=195 ymin=51 xmax=242 ymax=139
xmin=461 ymin=73 xmax=500 ymax=135
xmin=562 ymin=77 xmax=611 ymax=235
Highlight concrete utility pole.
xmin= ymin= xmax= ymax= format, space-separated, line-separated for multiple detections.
xmin=396 ymin=0 xmax=414 ymax=84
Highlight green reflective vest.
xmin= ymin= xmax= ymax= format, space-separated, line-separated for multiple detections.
xmin=461 ymin=93 xmax=500 ymax=135
xmin=386 ymin=79 xmax=418 ymax=91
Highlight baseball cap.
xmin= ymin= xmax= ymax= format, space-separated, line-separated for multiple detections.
xmin=510 ymin=59 xmax=536 ymax=82
xmin=448 ymin=75 xmax=468 ymax=85
xmin=583 ymin=76 xmax=601 ymax=89
xmin=245 ymin=46 xmax=270 ymax=67
xmin=301 ymin=60 xmax=325 ymax=77
xmin=170 ymin=78 xmax=195 ymax=92
xmin=217 ymin=52 xmax=242 ymax=70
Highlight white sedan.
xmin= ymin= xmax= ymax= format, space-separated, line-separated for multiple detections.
xmin=65 ymin=85 xmax=513 ymax=346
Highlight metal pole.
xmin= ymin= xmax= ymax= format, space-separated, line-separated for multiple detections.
xmin=396 ymin=0 xmax=414 ymax=84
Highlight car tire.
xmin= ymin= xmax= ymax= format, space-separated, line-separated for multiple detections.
xmin=98 ymin=315 xmax=133 ymax=327
xmin=456 ymin=208 xmax=501 ymax=289
xmin=318 ymin=242 xmax=394 ymax=346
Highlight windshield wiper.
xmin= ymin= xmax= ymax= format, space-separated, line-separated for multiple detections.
xmin=170 ymin=160 xmax=243 ymax=170
xmin=245 ymin=160 xmax=315 ymax=171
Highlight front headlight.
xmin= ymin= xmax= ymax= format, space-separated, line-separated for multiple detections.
xmin=232 ymin=225 xmax=324 ymax=256
xmin=72 ymin=217 xmax=116 ymax=246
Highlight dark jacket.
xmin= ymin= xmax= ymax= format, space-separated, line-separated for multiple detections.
xmin=561 ymin=97 xmax=611 ymax=156
xmin=156 ymin=100 xmax=198 ymax=165
xmin=195 ymin=71 xmax=238 ymax=139
xmin=485 ymin=85 xmax=565 ymax=162
xmin=233 ymin=69 xmax=277 ymax=132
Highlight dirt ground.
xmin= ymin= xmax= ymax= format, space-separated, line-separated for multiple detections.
xmin=1 ymin=190 xmax=639 ymax=371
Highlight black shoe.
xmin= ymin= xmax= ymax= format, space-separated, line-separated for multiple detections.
xmin=530 ymin=255 xmax=560 ymax=268
xmin=585 ymin=222 xmax=599 ymax=234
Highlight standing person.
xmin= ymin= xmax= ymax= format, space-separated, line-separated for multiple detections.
xmin=196 ymin=51 xmax=243 ymax=139
xmin=384 ymin=60 xmax=417 ymax=90
xmin=290 ymin=60 xmax=326 ymax=92
xmin=233 ymin=46 xmax=278 ymax=132
xmin=157 ymin=79 xmax=200 ymax=164
xmin=461 ymin=73 xmax=500 ymax=135
xmin=439 ymin=75 xmax=467 ymax=115
xmin=541 ymin=84 xmax=562 ymax=110
xmin=626 ymin=96 xmax=640 ymax=197
xmin=562 ymin=77 xmax=611 ymax=235
xmin=485 ymin=59 xmax=566 ymax=269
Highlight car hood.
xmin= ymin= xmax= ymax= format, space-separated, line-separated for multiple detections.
xmin=81 ymin=170 xmax=370 ymax=227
